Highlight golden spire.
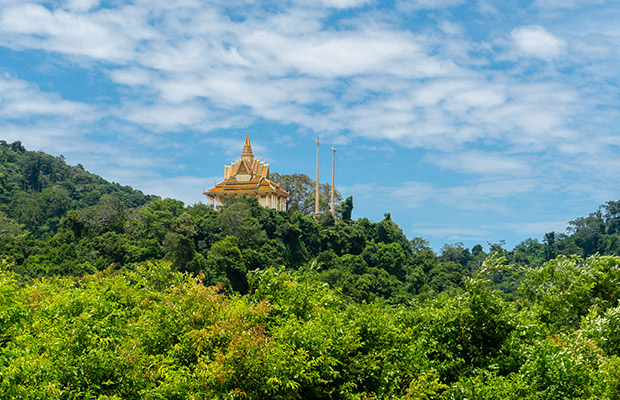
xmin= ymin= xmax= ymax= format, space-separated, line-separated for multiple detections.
xmin=242 ymin=128 xmax=254 ymax=161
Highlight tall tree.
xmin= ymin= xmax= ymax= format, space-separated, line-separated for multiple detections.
xmin=338 ymin=195 xmax=353 ymax=223
xmin=271 ymin=173 xmax=342 ymax=215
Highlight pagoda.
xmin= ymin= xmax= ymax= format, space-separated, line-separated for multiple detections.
xmin=204 ymin=132 xmax=289 ymax=210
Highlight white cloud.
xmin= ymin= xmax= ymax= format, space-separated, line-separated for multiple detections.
xmin=504 ymin=220 xmax=569 ymax=235
xmin=533 ymin=0 xmax=605 ymax=9
xmin=64 ymin=0 xmax=100 ymax=12
xmin=349 ymin=178 xmax=542 ymax=212
xmin=411 ymin=224 xmax=493 ymax=240
xmin=477 ymin=0 xmax=499 ymax=15
xmin=412 ymin=79 xmax=507 ymax=110
xmin=332 ymin=76 xmax=581 ymax=156
xmin=441 ymin=179 xmax=539 ymax=210
xmin=0 ymin=3 xmax=155 ymax=62
xmin=134 ymin=175 xmax=220 ymax=206
xmin=0 ymin=75 xmax=95 ymax=119
xmin=4 ymin=2 xmax=578 ymax=159
xmin=511 ymin=25 xmax=566 ymax=61
xmin=397 ymin=0 xmax=466 ymax=11
xmin=426 ymin=151 xmax=529 ymax=175
xmin=240 ymin=29 xmax=422 ymax=78
xmin=1 ymin=123 xmax=81 ymax=151
xmin=122 ymin=101 xmax=207 ymax=131
xmin=108 ymin=67 xmax=155 ymax=86
xmin=327 ymin=0 xmax=369 ymax=7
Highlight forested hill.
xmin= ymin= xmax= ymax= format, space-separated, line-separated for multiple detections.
xmin=4 ymin=141 xmax=620 ymax=398
xmin=2 ymin=139 xmax=620 ymax=297
xmin=0 ymin=140 xmax=153 ymax=237
xmin=0 ymin=141 xmax=433 ymax=299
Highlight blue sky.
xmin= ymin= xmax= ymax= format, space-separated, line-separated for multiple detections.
xmin=1 ymin=0 xmax=620 ymax=251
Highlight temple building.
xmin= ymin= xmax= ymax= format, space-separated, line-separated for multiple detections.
xmin=204 ymin=132 xmax=289 ymax=211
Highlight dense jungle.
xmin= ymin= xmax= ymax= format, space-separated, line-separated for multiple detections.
xmin=2 ymin=140 xmax=620 ymax=399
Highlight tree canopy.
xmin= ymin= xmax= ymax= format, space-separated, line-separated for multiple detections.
xmin=3 ymin=141 xmax=620 ymax=398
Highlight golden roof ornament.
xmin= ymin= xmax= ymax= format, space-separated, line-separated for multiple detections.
xmin=242 ymin=129 xmax=254 ymax=161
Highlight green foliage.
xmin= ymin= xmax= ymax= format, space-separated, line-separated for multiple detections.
xmin=205 ymin=236 xmax=247 ymax=293
xmin=217 ymin=199 xmax=267 ymax=248
xmin=139 ymin=198 xmax=185 ymax=242
xmin=2 ymin=252 xmax=620 ymax=398
xmin=583 ymin=306 xmax=620 ymax=357
xmin=338 ymin=195 xmax=354 ymax=223
xmin=520 ymin=255 xmax=620 ymax=330
xmin=7 ymin=141 xmax=620 ymax=398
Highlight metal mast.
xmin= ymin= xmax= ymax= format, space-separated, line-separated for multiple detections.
xmin=331 ymin=147 xmax=336 ymax=216
xmin=315 ymin=135 xmax=320 ymax=215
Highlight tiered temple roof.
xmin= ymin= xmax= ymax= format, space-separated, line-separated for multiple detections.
xmin=204 ymin=132 xmax=289 ymax=210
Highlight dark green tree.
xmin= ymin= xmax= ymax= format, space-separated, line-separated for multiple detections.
xmin=205 ymin=235 xmax=247 ymax=292
xmin=568 ymin=211 xmax=605 ymax=256
xmin=139 ymin=198 xmax=185 ymax=242
xmin=338 ymin=195 xmax=353 ymax=223
xmin=217 ymin=199 xmax=267 ymax=248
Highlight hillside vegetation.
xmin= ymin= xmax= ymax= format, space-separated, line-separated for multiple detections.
xmin=2 ymin=140 xmax=620 ymax=399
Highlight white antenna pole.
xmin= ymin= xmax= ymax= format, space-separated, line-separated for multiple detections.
xmin=315 ymin=135 xmax=320 ymax=215
xmin=331 ymin=147 xmax=336 ymax=216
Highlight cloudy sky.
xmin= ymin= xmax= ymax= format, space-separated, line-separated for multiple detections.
xmin=1 ymin=0 xmax=620 ymax=250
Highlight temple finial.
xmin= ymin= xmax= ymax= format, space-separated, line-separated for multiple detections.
xmin=242 ymin=129 xmax=254 ymax=161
